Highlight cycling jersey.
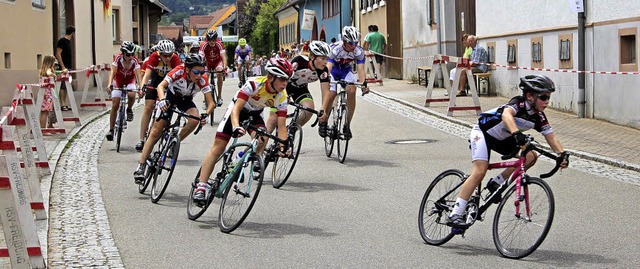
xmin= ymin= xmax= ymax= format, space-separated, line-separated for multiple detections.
xmin=235 ymin=44 xmax=252 ymax=58
xmin=145 ymin=52 xmax=181 ymax=78
xmin=163 ymin=65 xmax=212 ymax=99
xmin=198 ymin=40 xmax=225 ymax=68
xmin=235 ymin=76 xmax=287 ymax=117
xmin=328 ymin=41 xmax=366 ymax=71
xmin=478 ymin=96 xmax=553 ymax=140
xmin=289 ymin=55 xmax=330 ymax=88
xmin=111 ymin=54 xmax=140 ymax=86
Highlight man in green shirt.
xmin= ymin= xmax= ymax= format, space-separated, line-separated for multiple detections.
xmin=363 ymin=25 xmax=386 ymax=79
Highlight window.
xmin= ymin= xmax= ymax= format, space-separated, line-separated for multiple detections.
xmin=507 ymin=39 xmax=518 ymax=68
xmin=112 ymin=8 xmax=121 ymax=42
xmin=37 ymin=54 xmax=42 ymax=69
xmin=531 ymin=36 xmax=543 ymax=68
xmin=486 ymin=42 xmax=496 ymax=67
xmin=426 ymin=0 xmax=435 ymax=24
xmin=32 ymin=0 xmax=45 ymax=8
xmin=558 ymin=33 xmax=572 ymax=69
xmin=619 ymin=27 xmax=637 ymax=72
xmin=324 ymin=0 xmax=340 ymax=18
xmin=4 ymin=52 xmax=11 ymax=69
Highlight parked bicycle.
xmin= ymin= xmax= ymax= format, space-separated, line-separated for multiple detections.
xmin=265 ymin=99 xmax=323 ymax=189
xmin=186 ymin=117 xmax=287 ymax=233
xmin=418 ymin=135 xmax=567 ymax=259
xmin=325 ymin=80 xmax=367 ymax=163
xmin=140 ymin=107 xmax=204 ymax=203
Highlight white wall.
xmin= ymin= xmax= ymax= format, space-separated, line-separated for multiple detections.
xmin=477 ymin=0 xmax=576 ymax=37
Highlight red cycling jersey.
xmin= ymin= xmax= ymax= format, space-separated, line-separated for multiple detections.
xmin=145 ymin=52 xmax=181 ymax=77
xmin=111 ymin=54 xmax=141 ymax=86
xmin=198 ymin=40 xmax=225 ymax=69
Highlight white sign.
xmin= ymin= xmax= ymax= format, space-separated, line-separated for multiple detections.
xmin=221 ymin=35 xmax=238 ymax=42
xmin=569 ymin=0 xmax=584 ymax=13
xmin=183 ymin=36 xmax=205 ymax=45
xmin=301 ymin=9 xmax=315 ymax=30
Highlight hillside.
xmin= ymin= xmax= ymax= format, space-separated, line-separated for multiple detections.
xmin=163 ymin=0 xmax=236 ymax=15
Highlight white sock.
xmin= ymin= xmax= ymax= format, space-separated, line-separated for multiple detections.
xmin=451 ymin=197 xmax=468 ymax=216
xmin=492 ymin=173 xmax=505 ymax=184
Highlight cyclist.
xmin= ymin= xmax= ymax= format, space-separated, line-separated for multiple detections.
xmin=199 ymin=30 xmax=227 ymax=106
xmin=189 ymin=41 xmax=200 ymax=54
xmin=234 ymin=38 xmax=253 ymax=87
xmin=105 ymin=41 xmax=142 ymax=141
xmin=318 ymin=26 xmax=369 ymax=139
xmin=265 ymin=41 xmax=331 ymax=131
xmin=192 ymin=58 xmax=294 ymax=203
xmin=447 ymin=74 xmax=570 ymax=228
xmin=133 ymin=54 xmax=214 ymax=183
xmin=135 ymin=40 xmax=182 ymax=152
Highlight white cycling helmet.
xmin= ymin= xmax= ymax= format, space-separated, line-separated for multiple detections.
xmin=341 ymin=26 xmax=360 ymax=43
xmin=120 ymin=41 xmax=136 ymax=54
xmin=156 ymin=40 xmax=175 ymax=54
xmin=308 ymin=41 xmax=331 ymax=57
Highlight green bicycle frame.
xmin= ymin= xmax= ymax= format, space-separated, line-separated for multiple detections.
xmin=214 ymin=137 xmax=259 ymax=198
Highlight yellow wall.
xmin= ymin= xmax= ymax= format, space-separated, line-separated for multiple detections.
xmin=278 ymin=13 xmax=298 ymax=50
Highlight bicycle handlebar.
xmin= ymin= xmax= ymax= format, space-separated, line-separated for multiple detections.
xmin=237 ymin=117 xmax=287 ymax=146
xmin=329 ymin=80 xmax=369 ymax=96
xmin=287 ymin=100 xmax=324 ymax=127
xmin=168 ymin=107 xmax=205 ymax=135
xmin=500 ymin=135 xmax=568 ymax=179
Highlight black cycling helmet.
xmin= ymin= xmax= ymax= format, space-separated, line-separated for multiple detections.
xmin=519 ymin=74 xmax=555 ymax=94
xmin=184 ymin=53 xmax=205 ymax=69
xmin=205 ymin=30 xmax=218 ymax=41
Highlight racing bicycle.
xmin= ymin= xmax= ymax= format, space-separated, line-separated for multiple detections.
xmin=325 ymin=80 xmax=367 ymax=163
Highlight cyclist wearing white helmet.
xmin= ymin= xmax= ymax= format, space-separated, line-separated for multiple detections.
xmin=235 ymin=38 xmax=253 ymax=87
xmin=192 ymin=58 xmax=294 ymax=203
xmin=199 ymin=29 xmax=227 ymax=106
xmin=318 ymin=26 xmax=369 ymax=139
xmin=136 ymin=39 xmax=181 ymax=152
xmin=105 ymin=41 xmax=142 ymax=141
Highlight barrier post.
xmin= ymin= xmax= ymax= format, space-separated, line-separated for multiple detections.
xmin=35 ymin=78 xmax=67 ymax=134
xmin=13 ymin=85 xmax=51 ymax=176
xmin=446 ymin=57 xmax=481 ymax=116
xmin=0 ymin=123 xmax=46 ymax=268
xmin=55 ymin=73 xmax=81 ymax=126
xmin=424 ymin=54 xmax=454 ymax=107
xmin=80 ymin=65 xmax=108 ymax=109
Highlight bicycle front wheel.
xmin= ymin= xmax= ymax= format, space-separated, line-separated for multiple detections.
xmin=115 ymin=107 xmax=125 ymax=153
xmin=324 ymin=100 xmax=339 ymax=157
xmin=492 ymin=177 xmax=554 ymax=259
xmin=187 ymin=167 xmax=217 ymax=220
xmin=138 ymin=152 xmax=157 ymax=194
xmin=151 ymin=137 xmax=180 ymax=203
xmin=336 ymin=104 xmax=350 ymax=163
xmin=272 ymin=123 xmax=303 ymax=189
xmin=218 ymin=154 xmax=264 ymax=233
xmin=418 ymin=169 xmax=465 ymax=245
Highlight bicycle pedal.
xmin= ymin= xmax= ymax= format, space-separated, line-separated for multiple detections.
xmin=452 ymin=227 xmax=466 ymax=235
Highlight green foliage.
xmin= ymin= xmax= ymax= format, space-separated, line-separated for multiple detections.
xmin=238 ymin=0 xmax=264 ymax=38
xmin=249 ymin=0 xmax=287 ymax=56
xmin=160 ymin=0 xmax=235 ymax=25
xmin=223 ymin=42 xmax=238 ymax=69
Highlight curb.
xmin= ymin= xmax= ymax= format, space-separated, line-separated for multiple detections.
xmin=369 ymin=89 xmax=640 ymax=174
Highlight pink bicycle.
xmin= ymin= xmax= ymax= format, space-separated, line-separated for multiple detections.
xmin=418 ymin=135 xmax=568 ymax=259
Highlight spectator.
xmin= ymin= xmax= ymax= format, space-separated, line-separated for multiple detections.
xmin=446 ymin=34 xmax=471 ymax=96
xmin=363 ymin=24 xmax=386 ymax=79
xmin=55 ymin=25 xmax=75 ymax=111
xmin=456 ymin=35 xmax=488 ymax=96
xmin=38 ymin=55 xmax=61 ymax=129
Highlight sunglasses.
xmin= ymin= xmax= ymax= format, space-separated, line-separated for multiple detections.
xmin=191 ymin=69 xmax=206 ymax=75
xmin=347 ymin=42 xmax=359 ymax=46
xmin=160 ymin=53 xmax=173 ymax=58
xmin=537 ymin=94 xmax=551 ymax=101
xmin=275 ymin=76 xmax=289 ymax=82
xmin=124 ymin=53 xmax=134 ymax=57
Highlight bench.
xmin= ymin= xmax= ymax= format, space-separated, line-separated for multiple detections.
xmin=417 ymin=66 xmax=432 ymax=87
xmin=473 ymin=72 xmax=492 ymax=95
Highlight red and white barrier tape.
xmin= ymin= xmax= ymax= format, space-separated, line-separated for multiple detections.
xmin=371 ymin=52 xmax=434 ymax=61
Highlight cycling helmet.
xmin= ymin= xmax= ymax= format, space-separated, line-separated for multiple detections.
xmin=184 ymin=53 xmax=206 ymax=69
xmin=148 ymin=45 xmax=159 ymax=53
xmin=341 ymin=26 xmax=360 ymax=43
xmin=519 ymin=74 xmax=556 ymax=94
xmin=205 ymin=30 xmax=218 ymax=41
xmin=156 ymin=40 xmax=175 ymax=54
xmin=265 ymin=58 xmax=294 ymax=79
xmin=308 ymin=41 xmax=331 ymax=57
xmin=191 ymin=41 xmax=200 ymax=48
xmin=120 ymin=41 xmax=136 ymax=54
xmin=238 ymin=38 xmax=247 ymax=46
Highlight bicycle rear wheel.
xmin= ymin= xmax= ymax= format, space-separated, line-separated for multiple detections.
xmin=272 ymin=123 xmax=303 ymax=188
xmin=218 ymin=154 xmax=264 ymax=233
xmin=336 ymin=103 xmax=350 ymax=163
xmin=418 ymin=169 xmax=465 ymax=245
xmin=187 ymin=166 xmax=219 ymax=220
xmin=151 ymin=137 xmax=180 ymax=203
xmin=492 ymin=177 xmax=554 ymax=259
xmin=115 ymin=106 xmax=125 ymax=152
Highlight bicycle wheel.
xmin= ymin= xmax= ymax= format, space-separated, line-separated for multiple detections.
xmin=336 ymin=103 xmax=350 ymax=163
xmin=492 ymin=177 xmax=554 ymax=259
xmin=187 ymin=167 xmax=217 ymax=220
xmin=115 ymin=106 xmax=125 ymax=153
xmin=218 ymin=154 xmax=264 ymax=233
xmin=324 ymin=101 xmax=338 ymax=157
xmin=209 ymin=76 xmax=217 ymax=126
xmin=151 ymin=137 xmax=180 ymax=203
xmin=418 ymin=169 xmax=466 ymax=245
xmin=138 ymin=152 xmax=157 ymax=194
xmin=272 ymin=123 xmax=303 ymax=188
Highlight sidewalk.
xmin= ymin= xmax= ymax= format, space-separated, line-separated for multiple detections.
xmin=368 ymin=78 xmax=640 ymax=171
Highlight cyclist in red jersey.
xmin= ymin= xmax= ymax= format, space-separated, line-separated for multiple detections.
xmin=199 ymin=30 xmax=227 ymax=106
xmin=135 ymin=40 xmax=181 ymax=152
xmin=105 ymin=41 xmax=142 ymax=141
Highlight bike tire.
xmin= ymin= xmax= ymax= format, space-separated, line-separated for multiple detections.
xmin=337 ymin=104 xmax=350 ymax=163
xmin=272 ymin=123 xmax=303 ymax=189
xmin=138 ymin=154 xmax=155 ymax=194
xmin=187 ymin=167 xmax=216 ymax=220
xmin=115 ymin=106 xmax=125 ymax=153
xmin=418 ymin=169 xmax=466 ymax=245
xmin=492 ymin=177 xmax=554 ymax=259
xmin=218 ymin=154 xmax=264 ymax=233
xmin=209 ymin=75 xmax=217 ymax=126
xmin=151 ymin=137 xmax=180 ymax=203
xmin=324 ymin=100 xmax=339 ymax=157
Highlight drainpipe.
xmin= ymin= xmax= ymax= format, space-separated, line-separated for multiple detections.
xmin=90 ymin=0 xmax=97 ymax=66
xmin=434 ymin=0 xmax=442 ymax=54
xmin=577 ymin=1 xmax=586 ymax=118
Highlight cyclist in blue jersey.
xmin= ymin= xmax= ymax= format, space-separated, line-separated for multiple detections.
xmin=235 ymin=38 xmax=253 ymax=87
xmin=318 ymin=26 xmax=369 ymax=139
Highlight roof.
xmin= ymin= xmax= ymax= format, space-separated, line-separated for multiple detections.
xmin=189 ymin=15 xmax=215 ymax=29
xmin=218 ymin=10 xmax=237 ymax=26
xmin=148 ymin=0 xmax=171 ymax=13
xmin=275 ymin=0 xmax=301 ymax=14
xmin=189 ymin=5 xmax=237 ymax=30
xmin=208 ymin=5 xmax=236 ymax=28
xmin=158 ymin=25 xmax=182 ymax=40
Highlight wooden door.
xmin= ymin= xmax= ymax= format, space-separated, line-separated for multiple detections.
xmin=455 ymin=0 xmax=476 ymax=57
xmin=385 ymin=0 xmax=402 ymax=79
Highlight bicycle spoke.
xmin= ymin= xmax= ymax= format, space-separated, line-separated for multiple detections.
xmin=219 ymin=154 xmax=264 ymax=233
xmin=418 ymin=169 xmax=465 ymax=245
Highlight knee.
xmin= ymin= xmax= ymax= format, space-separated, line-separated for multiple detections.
xmin=526 ymin=152 xmax=539 ymax=166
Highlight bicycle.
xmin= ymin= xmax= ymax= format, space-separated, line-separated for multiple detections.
xmin=237 ymin=60 xmax=249 ymax=87
xmin=201 ymin=69 xmax=225 ymax=126
xmin=111 ymin=87 xmax=136 ymax=153
xmin=418 ymin=135 xmax=567 ymax=259
xmin=265 ymin=100 xmax=323 ymax=189
xmin=186 ymin=118 xmax=287 ymax=233
xmin=143 ymin=107 xmax=204 ymax=203
xmin=325 ymin=80 xmax=367 ymax=163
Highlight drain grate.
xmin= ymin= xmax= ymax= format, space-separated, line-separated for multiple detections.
xmin=386 ymin=139 xmax=437 ymax=144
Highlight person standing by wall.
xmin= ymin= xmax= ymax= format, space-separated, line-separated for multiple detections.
xmin=363 ymin=25 xmax=386 ymax=79
xmin=38 ymin=56 xmax=61 ymax=129
xmin=55 ymin=25 xmax=75 ymax=111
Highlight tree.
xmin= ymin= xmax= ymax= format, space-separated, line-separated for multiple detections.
xmin=237 ymin=0 xmax=265 ymax=38
xmin=249 ymin=0 xmax=287 ymax=56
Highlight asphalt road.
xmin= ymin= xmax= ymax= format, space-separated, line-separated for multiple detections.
xmin=97 ymin=78 xmax=640 ymax=268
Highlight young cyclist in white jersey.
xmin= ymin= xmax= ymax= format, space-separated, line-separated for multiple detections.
xmin=318 ymin=26 xmax=369 ymax=139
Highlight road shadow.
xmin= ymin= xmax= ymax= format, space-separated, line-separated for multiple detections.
xmin=338 ymin=158 xmax=399 ymax=168
xmin=276 ymin=181 xmax=372 ymax=193
xmin=214 ymin=222 xmax=339 ymax=239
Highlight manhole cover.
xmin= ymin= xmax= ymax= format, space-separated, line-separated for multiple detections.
xmin=386 ymin=139 xmax=437 ymax=144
